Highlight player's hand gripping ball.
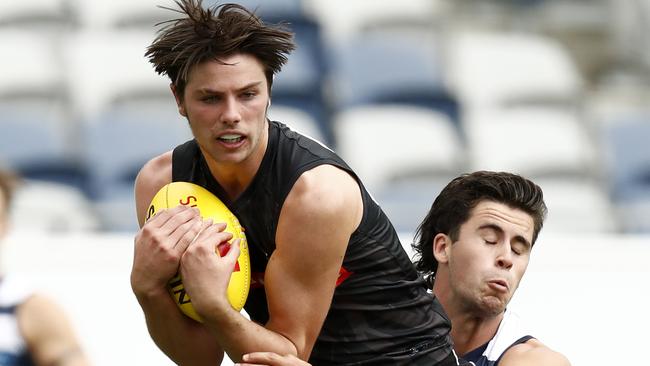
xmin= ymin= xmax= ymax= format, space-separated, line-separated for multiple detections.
xmin=146 ymin=182 xmax=250 ymax=322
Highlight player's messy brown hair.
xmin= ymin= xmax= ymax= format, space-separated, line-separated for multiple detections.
xmin=412 ymin=171 xmax=547 ymax=288
xmin=146 ymin=0 xmax=295 ymax=98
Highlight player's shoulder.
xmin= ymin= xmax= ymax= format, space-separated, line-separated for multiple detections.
xmin=500 ymin=338 xmax=571 ymax=366
xmin=292 ymin=165 xmax=359 ymax=208
xmin=134 ymin=151 xmax=173 ymax=225
xmin=283 ymin=164 xmax=362 ymax=231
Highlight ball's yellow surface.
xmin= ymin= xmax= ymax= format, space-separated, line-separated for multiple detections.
xmin=146 ymin=182 xmax=250 ymax=322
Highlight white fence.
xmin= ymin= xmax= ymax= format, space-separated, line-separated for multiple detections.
xmin=2 ymin=232 xmax=648 ymax=365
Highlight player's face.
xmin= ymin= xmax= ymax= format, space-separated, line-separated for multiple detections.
xmin=176 ymin=53 xmax=270 ymax=169
xmin=447 ymin=200 xmax=533 ymax=316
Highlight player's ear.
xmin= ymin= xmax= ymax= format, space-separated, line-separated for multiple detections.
xmin=171 ymin=84 xmax=187 ymax=117
xmin=433 ymin=233 xmax=452 ymax=264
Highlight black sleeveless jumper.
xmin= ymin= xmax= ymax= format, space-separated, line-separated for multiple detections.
xmin=172 ymin=120 xmax=454 ymax=365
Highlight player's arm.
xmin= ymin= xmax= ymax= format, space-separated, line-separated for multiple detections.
xmin=184 ymin=164 xmax=362 ymax=361
xmin=500 ymin=339 xmax=571 ymax=366
xmin=131 ymin=152 xmax=225 ymax=365
xmin=18 ymin=295 xmax=90 ymax=366
xmin=265 ymin=164 xmax=362 ymax=359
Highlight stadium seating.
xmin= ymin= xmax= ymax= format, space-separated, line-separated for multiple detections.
xmin=534 ymin=177 xmax=617 ymax=233
xmin=63 ymin=30 xmax=188 ymax=230
xmin=81 ymin=99 xmax=191 ymax=231
xmin=11 ymin=180 xmax=99 ymax=233
xmin=602 ymin=117 xmax=650 ymax=201
xmin=63 ymin=30 xmax=169 ymax=122
xmin=0 ymin=0 xmax=73 ymax=29
xmin=445 ymin=30 xmax=583 ymax=109
xmin=602 ymin=117 xmax=650 ymax=232
xmin=334 ymin=105 xmax=465 ymax=195
xmin=0 ymin=30 xmax=86 ymax=191
xmin=329 ymin=32 xmax=459 ymax=127
xmin=1 ymin=0 xmax=648 ymax=235
xmin=465 ymin=107 xmax=596 ymax=177
xmin=213 ymin=0 xmax=304 ymax=17
xmin=375 ymin=174 xmax=453 ymax=234
xmin=304 ymin=0 xmax=439 ymax=43
xmin=71 ymin=0 xmax=170 ymax=29
xmin=268 ymin=105 xmax=326 ymax=144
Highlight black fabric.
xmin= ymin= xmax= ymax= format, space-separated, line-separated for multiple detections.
xmin=172 ymin=120 xmax=453 ymax=365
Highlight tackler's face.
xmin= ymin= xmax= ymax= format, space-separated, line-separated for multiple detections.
xmin=446 ymin=200 xmax=534 ymax=316
xmin=175 ymin=53 xmax=270 ymax=169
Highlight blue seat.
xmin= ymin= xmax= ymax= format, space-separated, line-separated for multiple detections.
xmin=604 ymin=119 xmax=650 ymax=202
xmin=602 ymin=118 xmax=650 ymax=232
xmin=601 ymin=118 xmax=650 ymax=232
xmin=272 ymin=30 xmax=327 ymax=125
xmin=330 ymin=33 xmax=459 ymax=127
xmin=204 ymin=0 xmax=304 ymax=19
xmin=375 ymin=175 xmax=451 ymax=235
xmin=83 ymin=99 xmax=192 ymax=231
xmin=0 ymin=100 xmax=88 ymax=193
xmin=0 ymin=29 xmax=89 ymax=192
xmin=84 ymin=100 xmax=191 ymax=197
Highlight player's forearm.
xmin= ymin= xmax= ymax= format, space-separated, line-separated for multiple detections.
xmin=202 ymin=306 xmax=299 ymax=363
xmin=137 ymin=289 xmax=224 ymax=365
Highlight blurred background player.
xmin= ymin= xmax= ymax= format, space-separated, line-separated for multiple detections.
xmin=0 ymin=169 xmax=91 ymax=366
xmin=130 ymin=1 xmax=456 ymax=365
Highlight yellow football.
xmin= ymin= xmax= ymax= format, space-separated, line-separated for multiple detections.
xmin=146 ymin=181 xmax=250 ymax=322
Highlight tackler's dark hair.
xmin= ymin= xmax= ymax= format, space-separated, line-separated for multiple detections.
xmin=412 ymin=171 xmax=547 ymax=288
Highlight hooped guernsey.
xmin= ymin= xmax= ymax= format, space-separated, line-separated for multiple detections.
xmin=172 ymin=120 xmax=454 ymax=365
xmin=0 ymin=275 xmax=35 ymax=366
xmin=460 ymin=308 xmax=534 ymax=366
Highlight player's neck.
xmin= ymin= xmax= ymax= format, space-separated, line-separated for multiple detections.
xmin=203 ymin=134 xmax=268 ymax=201
xmin=451 ymin=310 xmax=504 ymax=357
xmin=205 ymin=161 xmax=256 ymax=201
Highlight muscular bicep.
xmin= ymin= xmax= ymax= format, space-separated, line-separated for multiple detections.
xmin=134 ymin=151 xmax=173 ymax=227
xmin=264 ymin=165 xmax=362 ymax=359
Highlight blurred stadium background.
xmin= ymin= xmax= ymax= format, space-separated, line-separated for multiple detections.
xmin=0 ymin=0 xmax=648 ymax=365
